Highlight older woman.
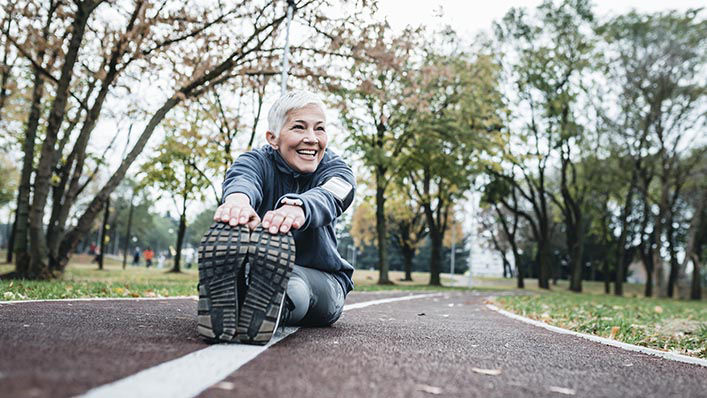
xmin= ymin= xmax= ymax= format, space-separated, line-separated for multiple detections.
xmin=197 ymin=90 xmax=356 ymax=345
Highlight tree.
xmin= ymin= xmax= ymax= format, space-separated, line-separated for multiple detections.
xmin=387 ymin=182 xmax=427 ymax=281
xmin=326 ymin=23 xmax=423 ymax=285
xmin=404 ymin=41 xmax=505 ymax=286
xmin=481 ymin=175 xmax=525 ymax=287
xmin=324 ymin=23 xmax=418 ymax=284
xmin=494 ymin=0 xmax=595 ymax=289
xmin=598 ymin=9 xmax=706 ymax=296
xmin=140 ymin=113 xmax=213 ymax=273
xmin=6 ymin=0 xmax=326 ymax=279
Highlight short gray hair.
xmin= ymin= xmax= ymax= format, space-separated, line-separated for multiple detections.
xmin=267 ymin=90 xmax=326 ymax=137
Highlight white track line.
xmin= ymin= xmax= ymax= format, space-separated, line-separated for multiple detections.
xmin=75 ymin=293 xmax=440 ymax=398
xmin=0 ymin=296 xmax=198 ymax=305
xmin=486 ymin=304 xmax=707 ymax=368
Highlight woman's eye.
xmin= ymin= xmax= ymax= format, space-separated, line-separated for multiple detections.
xmin=292 ymin=124 xmax=304 ymax=130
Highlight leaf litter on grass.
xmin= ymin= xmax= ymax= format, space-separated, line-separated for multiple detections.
xmin=494 ymin=292 xmax=707 ymax=359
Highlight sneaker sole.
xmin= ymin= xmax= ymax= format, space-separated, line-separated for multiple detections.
xmin=197 ymin=222 xmax=250 ymax=342
xmin=237 ymin=226 xmax=296 ymax=345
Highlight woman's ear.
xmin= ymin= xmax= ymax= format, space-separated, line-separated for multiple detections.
xmin=265 ymin=131 xmax=279 ymax=149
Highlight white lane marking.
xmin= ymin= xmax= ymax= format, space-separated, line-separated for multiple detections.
xmin=75 ymin=293 xmax=439 ymax=398
xmin=0 ymin=296 xmax=198 ymax=304
xmin=343 ymin=293 xmax=442 ymax=311
xmin=486 ymin=304 xmax=707 ymax=368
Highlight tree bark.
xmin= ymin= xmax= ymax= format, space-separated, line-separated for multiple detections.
xmin=27 ymin=1 xmax=97 ymax=279
xmin=614 ymin=170 xmax=638 ymax=296
xmin=428 ymin=229 xmax=442 ymax=286
xmin=568 ymin=216 xmax=584 ymax=293
xmin=122 ymin=192 xmax=135 ymax=270
xmin=401 ymin=246 xmax=414 ymax=281
xmin=375 ymin=166 xmax=391 ymax=284
xmin=13 ymin=66 xmax=46 ymax=277
xmin=172 ymin=211 xmax=186 ymax=273
xmin=97 ymin=197 xmax=110 ymax=270
xmin=7 ymin=210 xmax=15 ymax=263
xmin=690 ymin=254 xmax=701 ymax=300
xmin=677 ymin=191 xmax=704 ymax=299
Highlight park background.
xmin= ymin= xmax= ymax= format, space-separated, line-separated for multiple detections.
xmin=0 ymin=0 xmax=705 ymax=358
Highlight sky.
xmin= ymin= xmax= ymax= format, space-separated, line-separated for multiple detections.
xmin=377 ymin=0 xmax=704 ymax=38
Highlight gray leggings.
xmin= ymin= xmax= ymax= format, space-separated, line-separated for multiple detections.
xmin=285 ymin=265 xmax=345 ymax=327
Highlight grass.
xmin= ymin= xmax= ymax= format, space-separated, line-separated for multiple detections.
xmin=0 ymin=258 xmax=464 ymax=301
xmin=1 ymin=254 xmax=199 ymax=300
xmin=492 ymin=291 xmax=707 ymax=359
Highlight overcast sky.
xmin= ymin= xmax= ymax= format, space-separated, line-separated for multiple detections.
xmin=376 ymin=0 xmax=704 ymax=38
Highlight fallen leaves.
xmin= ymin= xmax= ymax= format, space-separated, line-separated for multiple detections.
xmin=415 ymin=384 xmax=442 ymax=395
xmin=3 ymin=291 xmax=28 ymax=300
xmin=609 ymin=326 xmax=620 ymax=339
xmin=471 ymin=367 xmax=502 ymax=376
xmin=654 ymin=306 xmax=664 ymax=314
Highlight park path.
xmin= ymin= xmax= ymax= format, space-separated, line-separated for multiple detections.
xmin=0 ymin=291 xmax=705 ymax=398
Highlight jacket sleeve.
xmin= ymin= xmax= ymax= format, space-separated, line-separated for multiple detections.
xmin=279 ymin=157 xmax=355 ymax=230
xmin=221 ymin=151 xmax=266 ymax=208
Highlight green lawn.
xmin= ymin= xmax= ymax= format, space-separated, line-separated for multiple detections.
xmin=0 ymin=254 xmax=199 ymax=300
xmin=493 ymin=291 xmax=707 ymax=359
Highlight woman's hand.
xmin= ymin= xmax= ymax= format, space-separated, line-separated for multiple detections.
xmin=262 ymin=205 xmax=305 ymax=234
xmin=214 ymin=193 xmax=260 ymax=230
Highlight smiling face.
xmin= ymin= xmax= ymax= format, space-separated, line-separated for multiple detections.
xmin=266 ymin=103 xmax=328 ymax=174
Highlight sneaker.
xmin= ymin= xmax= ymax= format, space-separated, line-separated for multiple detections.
xmin=237 ymin=226 xmax=296 ymax=344
xmin=197 ymin=222 xmax=250 ymax=342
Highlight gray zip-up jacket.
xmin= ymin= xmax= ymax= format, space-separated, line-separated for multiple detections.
xmin=222 ymin=145 xmax=356 ymax=294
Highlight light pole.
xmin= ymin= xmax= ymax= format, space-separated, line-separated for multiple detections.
xmin=450 ymin=225 xmax=456 ymax=276
xmin=280 ymin=0 xmax=295 ymax=95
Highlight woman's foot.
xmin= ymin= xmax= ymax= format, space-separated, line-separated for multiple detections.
xmin=197 ymin=223 xmax=250 ymax=342
xmin=237 ymin=226 xmax=296 ymax=344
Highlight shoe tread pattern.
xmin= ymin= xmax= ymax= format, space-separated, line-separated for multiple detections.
xmin=237 ymin=226 xmax=296 ymax=345
xmin=197 ymin=222 xmax=249 ymax=343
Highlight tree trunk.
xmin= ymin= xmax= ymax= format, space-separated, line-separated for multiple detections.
xmin=690 ymin=254 xmax=701 ymax=300
xmin=98 ymin=197 xmax=110 ymax=270
xmin=641 ymin=241 xmax=654 ymax=297
xmin=428 ymin=229 xmax=442 ymax=286
xmin=538 ymin=238 xmax=550 ymax=289
xmin=677 ymin=192 xmax=704 ymax=299
xmin=603 ymin=257 xmax=610 ymax=294
xmin=172 ymin=212 xmax=186 ymax=273
xmin=401 ymin=246 xmax=414 ymax=281
xmin=644 ymin=265 xmax=653 ymax=297
xmin=654 ymin=181 xmax=670 ymax=298
xmin=375 ymin=167 xmax=391 ymax=284
xmin=614 ymin=171 xmax=638 ymax=296
xmin=7 ymin=210 xmax=15 ymax=263
xmin=515 ymin=253 xmax=524 ymax=289
xmin=27 ymin=2 xmax=94 ymax=279
xmin=666 ymin=224 xmax=679 ymax=298
xmin=13 ymin=67 xmax=45 ymax=277
xmin=122 ymin=193 xmax=135 ymax=270
xmin=568 ymin=218 xmax=584 ymax=293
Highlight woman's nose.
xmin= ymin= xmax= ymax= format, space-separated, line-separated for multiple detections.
xmin=302 ymin=129 xmax=318 ymax=143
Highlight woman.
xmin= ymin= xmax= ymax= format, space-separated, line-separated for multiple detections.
xmin=197 ymin=90 xmax=356 ymax=345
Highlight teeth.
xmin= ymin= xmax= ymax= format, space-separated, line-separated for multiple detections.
xmin=297 ymin=150 xmax=316 ymax=156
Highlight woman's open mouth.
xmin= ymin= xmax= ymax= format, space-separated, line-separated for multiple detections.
xmin=296 ymin=149 xmax=317 ymax=159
